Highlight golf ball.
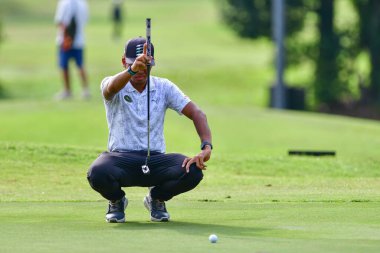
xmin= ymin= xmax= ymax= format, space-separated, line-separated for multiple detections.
xmin=209 ymin=234 xmax=218 ymax=243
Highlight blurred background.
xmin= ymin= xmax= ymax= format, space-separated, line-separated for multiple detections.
xmin=2 ymin=0 xmax=270 ymax=106
xmin=2 ymin=0 xmax=380 ymax=118
xmin=1 ymin=0 xmax=380 ymax=119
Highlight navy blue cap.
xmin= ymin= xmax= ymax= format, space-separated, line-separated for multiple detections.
xmin=124 ymin=36 xmax=155 ymax=66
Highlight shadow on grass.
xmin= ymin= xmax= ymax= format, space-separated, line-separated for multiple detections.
xmin=113 ymin=220 xmax=267 ymax=237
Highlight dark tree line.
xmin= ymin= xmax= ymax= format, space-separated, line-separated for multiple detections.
xmin=220 ymin=0 xmax=380 ymax=115
xmin=353 ymin=0 xmax=380 ymax=104
xmin=0 ymin=17 xmax=4 ymax=99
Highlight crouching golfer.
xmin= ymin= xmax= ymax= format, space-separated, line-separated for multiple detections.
xmin=87 ymin=37 xmax=212 ymax=223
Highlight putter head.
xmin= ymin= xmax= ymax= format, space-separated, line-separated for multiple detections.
xmin=141 ymin=164 xmax=150 ymax=175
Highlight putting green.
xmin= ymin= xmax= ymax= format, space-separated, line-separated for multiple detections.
xmin=1 ymin=201 xmax=379 ymax=253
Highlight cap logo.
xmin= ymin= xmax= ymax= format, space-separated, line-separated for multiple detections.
xmin=136 ymin=44 xmax=144 ymax=56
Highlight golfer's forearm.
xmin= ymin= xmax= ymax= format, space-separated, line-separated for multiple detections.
xmin=104 ymin=70 xmax=132 ymax=100
xmin=192 ymin=110 xmax=212 ymax=143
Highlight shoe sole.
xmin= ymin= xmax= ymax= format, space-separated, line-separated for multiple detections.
xmin=143 ymin=196 xmax=170 ymax=222
xmin=106 ymin=217 xmax=125 ymax=223
xmin=106 ymin=197 xmax=129 ymax=223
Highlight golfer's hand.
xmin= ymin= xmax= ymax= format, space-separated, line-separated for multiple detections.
xmin=130 ymin=43 xmax=152 ymax=72
xmin=182 ymin=147 xmax=211 ymax=173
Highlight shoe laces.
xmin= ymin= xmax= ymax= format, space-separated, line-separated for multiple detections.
xmin=108 ymin=199 xmax=123 ymax=213
xmin=152 ymin=199 xmax=166 ymax=212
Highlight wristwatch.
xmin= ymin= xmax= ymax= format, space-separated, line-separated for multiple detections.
xmin=127 ymin=66 xmax=137 ymax=76
xmin=201 ymin=141 xmax=213 ymax=150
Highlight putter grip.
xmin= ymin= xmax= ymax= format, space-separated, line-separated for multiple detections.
xmin=146 ymin=18 xmax=152 ymax=57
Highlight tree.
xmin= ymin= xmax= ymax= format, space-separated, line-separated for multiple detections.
xmin=219 ymin=0 xmax=351 ymax=109
xmin=353 ymin=0 xmax=380 ymax=104
xmin=0 ymin=15 xmax=6 ymax=99
xmin=314 ymin=0 xmax=342 ymax=107
xmin=219 ymin=0 xmax=309 ymax=39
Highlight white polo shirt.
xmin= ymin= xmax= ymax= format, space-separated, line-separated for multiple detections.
xmin=54 ymin=0 xmax=88 ymax=48
xmin=101 ymin=76 xmax=191 ymax=153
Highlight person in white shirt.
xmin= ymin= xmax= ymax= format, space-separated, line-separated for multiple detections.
xmin=87 ymin=37 xmax=213 ymax=223
xmin=54 ymin=0 xmax=90 ymax=100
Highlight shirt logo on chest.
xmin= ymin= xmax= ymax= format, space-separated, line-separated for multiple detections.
xmin=124 ymin=95 xmax=133 ymax=103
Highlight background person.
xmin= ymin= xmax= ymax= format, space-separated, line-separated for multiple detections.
xmin=111 ymin=0 xmax=124 ymax=40
xmin=87 ymin=37 xmax=213 ymax=223
xmin=54 ymin=0 xmax=90 ymax=100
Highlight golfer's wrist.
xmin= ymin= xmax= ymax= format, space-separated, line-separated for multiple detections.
xmin=203 ymin=145 xmax=212 ymax=151
xmin=127 ymin=66 xmax=138 ymax=76
xmin=201 ymin=141 xmax=213 ymax=150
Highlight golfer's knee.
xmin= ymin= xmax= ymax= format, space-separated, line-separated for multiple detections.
xmin=87 ymin=164 xmax=108 ymax=190
xmin=188 ymin=164 xmax=204 ymax=186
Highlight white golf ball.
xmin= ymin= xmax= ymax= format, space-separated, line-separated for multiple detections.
xmin=209 ymin=234 xmax=218 ymax=243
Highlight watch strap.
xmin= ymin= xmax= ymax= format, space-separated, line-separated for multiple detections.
xmin=201 ymin=141 xmax=213 ymax=150
xmin=127 ymin=66 xmax=137 ymax=76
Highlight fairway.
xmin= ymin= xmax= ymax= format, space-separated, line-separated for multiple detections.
xmin=1 ymin=0 xmax=380 ymax=252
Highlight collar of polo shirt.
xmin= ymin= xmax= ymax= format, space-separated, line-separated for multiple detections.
xmin=126 ymin=78 xmax=156 ymax=93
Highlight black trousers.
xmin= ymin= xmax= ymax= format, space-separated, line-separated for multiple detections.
xmin=87 ymin=151 xmax=203 ymax=201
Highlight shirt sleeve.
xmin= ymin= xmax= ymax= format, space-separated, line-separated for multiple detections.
xmin=165 ymin=80 xmax=191 ymax=115
xmin=54 ymin=1 xmax=71 ymax=26
xmin=83 ymin=0 xmax=89 ymax=24
xmin=100 ymin=76 xmax=116 ymax=104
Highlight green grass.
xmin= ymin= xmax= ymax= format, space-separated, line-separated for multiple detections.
xmin=1 ymin=201 xmax=379 ymax=253
xmin=0 ymin=0 xmax=274 ymax=106
xmin=1 ymin=100 xmax=380 ymax=253
xmin=1 ymin=0 xmax=380 ymax=252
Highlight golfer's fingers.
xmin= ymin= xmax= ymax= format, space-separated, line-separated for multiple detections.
xmin=187 ymin=157 xmax=207 ymax=171
xmin=143 ymin=43 xmax=147 ymax=55
xmin=185 ymin=158 xmax=196 ymax=172
xmin=197 ymin=158 xmax=207 ymax=170
xmin=199 ymin=164 xmax=207 ymax=171
xmin=183 ymin=158 xmax=194 ymax=173
xmin=134 ymin=54 xmax=144 ymax=65
xmin=182 ymin=157 xmax=191 ymax=168
xmin=137 ymin=55 xmax=149 ymax=65
xmin=195 ymin=157 xmax=203 ymax=169
xmin=199 ymin=156 xmax=205 ymax=168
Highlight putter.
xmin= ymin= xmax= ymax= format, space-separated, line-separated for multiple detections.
xmin=141 ymin=18 xmax=152 ymax=175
